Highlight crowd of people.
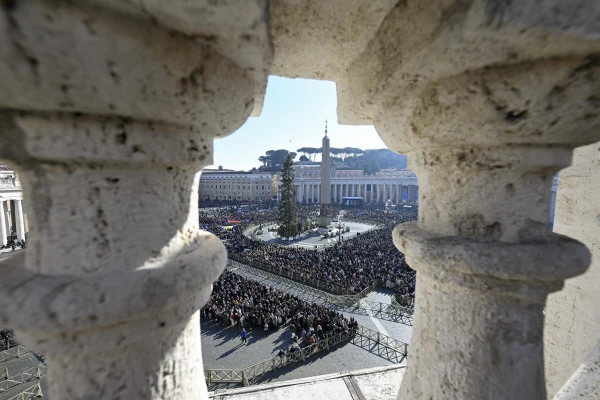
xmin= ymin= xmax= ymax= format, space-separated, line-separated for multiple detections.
xmin=1 ymin=238 xmax=27 ymax=251
xmin=201 ymin=271 xmax=358 ymax=352
xmin=0 ymin=329 xmax=15 ymax=351
xmin=200 ymin=204 xmax=417 ymax=301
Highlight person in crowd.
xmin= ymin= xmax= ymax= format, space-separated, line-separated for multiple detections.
xmin=241 ymin=328 xmax=247 ymax=345
xmin=199 ymin=205 xmax=417 ymax=302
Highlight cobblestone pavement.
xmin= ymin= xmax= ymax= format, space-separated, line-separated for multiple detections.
xmin=202 ymin=263 xmax=413 ymax=386
xmin=251 ymin=222 xmax=376 ymax=249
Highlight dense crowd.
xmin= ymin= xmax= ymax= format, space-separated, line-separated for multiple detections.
xmin=200 ymin=205 xmax=417 ymax=304
xmin=201 ymin=271 xmax=357 ymax=350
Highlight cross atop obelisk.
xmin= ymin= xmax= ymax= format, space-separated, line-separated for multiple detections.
xmin=325 ymin=119 xmax=328 ymax=137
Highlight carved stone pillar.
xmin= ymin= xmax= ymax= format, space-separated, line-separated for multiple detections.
xmin=335 ymin=6 xmax=599 ymax=394
xmin=15 ymin=200 xmax=25 ymax=241
xmin=0 ymin=1 xmax=270 ymax=399
xmin=383 ymin=59 xmax=600 ymax=399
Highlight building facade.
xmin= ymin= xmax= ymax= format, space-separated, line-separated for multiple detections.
xmin=200 ymin=169 xmax=276 ymax=202
xmin=278 ymin=165 xmax=419 ymax=204
xmin=0 ymin=163 xmax=28 ymax=244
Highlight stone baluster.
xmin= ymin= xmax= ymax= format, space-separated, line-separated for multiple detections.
xmin=0 ymin=1 xmax=270 ymax=399
xmin=334 ymin=1 xmax=599 ymax=396
xmin=385 ymin=62 xmax=599 ymax=399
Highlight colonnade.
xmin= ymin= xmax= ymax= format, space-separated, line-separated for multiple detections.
xmin=281 ymin=182 xmax=419 ymax=204
xmin=0 ymin=199 xmax=27 ymax=245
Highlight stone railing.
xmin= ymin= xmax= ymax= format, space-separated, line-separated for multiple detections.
xmin=203 ymin=324 xmax=407 ymax=387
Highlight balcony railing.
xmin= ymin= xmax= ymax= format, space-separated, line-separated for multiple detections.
xmin=0 ymin=177 xmax=18 ymax=188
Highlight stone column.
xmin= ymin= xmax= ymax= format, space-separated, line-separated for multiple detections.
xmin=396 ymin=184 xmax=400 ymax=204
xmin=0 ymin=1 xmax=270 ymax=399
xmin=15 ymin=200 xmax=25 ymax=241
xmin=0 ymin=201 xmax=6 ymax=246
xmin=376 ymin=184 xmax=380 ymax=202
xmin=373 ymin=61 xmax=599 ymax=400
xmin=408 ymin=185 xmax=416 ymax=202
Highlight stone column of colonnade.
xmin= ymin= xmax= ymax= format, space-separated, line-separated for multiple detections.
xmin=408 ymin=185 xmax=415 ymax=202
xmin=15 ymin=200 xmax=26 ymax=240
xmin=0 ymin=201 xmax=7 ymax=246
xmin=0 ymin=1 xmax=272 ymax=399
xmin=334 ymin=2 xmax=600 ymax=397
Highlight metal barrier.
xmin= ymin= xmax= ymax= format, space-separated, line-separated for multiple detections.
xmin=0 ymin=346 xmax=30 ymax=363
xmin=0 ymin=364 xmax=47 ymax=393
xmin=204 ymin=324 xmax=407 ymax=387
xmin=227 ymin=260 xmax=360 ymax=307
xmin=227 ymin=260 xmax=414 ymax=324
xmin=351 ymin=325 xmax=408 ymax=364
xmin=6 ymin=383 xmax=43 ymax=400
xmin=355 ymin=299 xmax=413 ymax=325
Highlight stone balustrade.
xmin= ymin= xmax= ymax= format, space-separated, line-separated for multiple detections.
xmin=0 ymin=1 xmax=598 ymax=400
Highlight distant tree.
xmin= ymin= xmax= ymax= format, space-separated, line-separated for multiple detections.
xmin=258 ymin=155 xmax=268 ymax=167
xmin=299 ymin=155 xmax=309 ymax=162
xmin=277 ymin=154 xmax=299 ymax=239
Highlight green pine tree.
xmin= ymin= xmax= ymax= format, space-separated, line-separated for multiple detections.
xmin=277 ymin=154 xmax=299 ymax=239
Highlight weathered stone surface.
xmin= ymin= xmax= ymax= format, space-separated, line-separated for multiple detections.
xmin=553 ymin=338 xmax=600 ymax=400
xmin=0 ymin=0 xmax=264 ymax=131
xmin=0 ymin=1 xmax=271 ymax=399
xmin=545 ymin=142 xmax=600 ymax=397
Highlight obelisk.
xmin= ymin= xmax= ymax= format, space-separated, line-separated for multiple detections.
xmin=319 ymin=121 xmax=331 ymax=227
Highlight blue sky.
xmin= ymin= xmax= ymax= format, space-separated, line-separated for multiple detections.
xmin=211 ymin=76 xmax=387 ymax=171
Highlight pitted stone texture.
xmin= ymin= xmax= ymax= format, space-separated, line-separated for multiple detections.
xmin=269 ymin=0 xmax=397 ymax=81
xmin=399 ymin=273 xmax=547 ymax=400
xmin=553 ymin=338 xmax=600 ymax=400
xmin=0 ymin=113 xmax=220 ymax=275
xmin=0 ymin=0 xmax=256 ymax=132
xmin=81 ymin=0 xmax=273 ymax=117
xmin=38 ymin=307 xmax=207 ymax=400
xmin=371 ymin=57 xmax=600 ymax=154
xmin=408 ymin=146 xmax=572 ymax=241
xmin=336 ymin=1 xmax=600 ymax=126
xmin=545 ymin=142 xmax=600 ymax=397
